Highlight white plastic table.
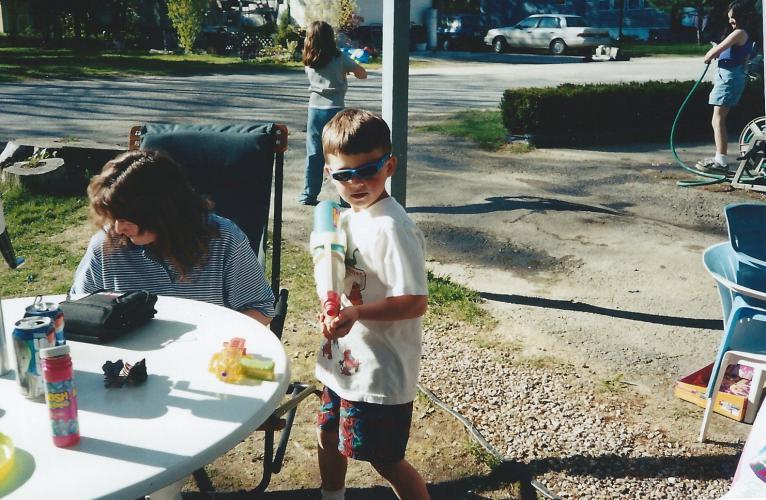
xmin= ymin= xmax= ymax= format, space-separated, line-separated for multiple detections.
xmin=722 ymin=397 xmax=766 ymax=498
xmin=0 ymin=295 xmax=290 ymax=499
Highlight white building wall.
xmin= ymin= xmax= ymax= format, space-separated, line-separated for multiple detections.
xmin=356 ymin=0 xmax=432 ymax=25
xmin=288 ymin=0 xmax=432 ymax=28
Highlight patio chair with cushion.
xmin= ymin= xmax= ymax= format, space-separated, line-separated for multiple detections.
xmin=129 ymin=122 xmax=316 ymax=494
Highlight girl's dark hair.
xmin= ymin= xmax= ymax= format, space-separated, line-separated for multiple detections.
xmin=302 ymin=21 xmax=340 ymax=69
xmin=726 ymin=0 xmax=757 ymax=37
xmin=87 ymin=149 xmax=217 ymax=279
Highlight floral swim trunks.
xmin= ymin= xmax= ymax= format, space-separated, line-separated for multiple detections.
xmin=317 ymin=386 xmax=413 ymax=464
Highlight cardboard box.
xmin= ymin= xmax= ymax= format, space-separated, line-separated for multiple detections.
xmin=675 ymin=363 xmax=748 ymax=422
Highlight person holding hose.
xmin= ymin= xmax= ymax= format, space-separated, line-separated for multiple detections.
xmin=695 ymin=0 xmax=757 ymax=174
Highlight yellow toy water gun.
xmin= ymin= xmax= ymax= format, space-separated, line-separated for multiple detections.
xmin=209 ymin=337 xmax=274 ymax=383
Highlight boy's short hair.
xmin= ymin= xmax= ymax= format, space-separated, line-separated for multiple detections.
xmin=322 ymin=109 xmax=392 ymax=157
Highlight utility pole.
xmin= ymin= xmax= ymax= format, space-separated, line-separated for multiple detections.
xmin=617 ymin=0 xmax=624 ymax=42
xmin=382 ymin=0 xmax=410 ymax=207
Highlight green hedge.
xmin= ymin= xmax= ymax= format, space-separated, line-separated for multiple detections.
xmin=500 ymin=80 xmax=765 ymax=147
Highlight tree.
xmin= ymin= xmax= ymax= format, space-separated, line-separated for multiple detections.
xmin=303 ymin=0 xmax=338 ymax=29
xmin=647 ymin=0 xmax=730 ymax=44
xmin=274 ymin=3 xmax=293 ymax=47
xmin=337 ymin=0 xmax=361 ymax=34
xmin=166 ymin=0 xmax=208 ymax=53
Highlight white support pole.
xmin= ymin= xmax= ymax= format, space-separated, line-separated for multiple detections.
xmin=382 ymin=0 xmax=410 ymax=207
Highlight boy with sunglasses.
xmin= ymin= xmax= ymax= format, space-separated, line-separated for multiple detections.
xmin=314 ymin=109 xmax=430 ymax=500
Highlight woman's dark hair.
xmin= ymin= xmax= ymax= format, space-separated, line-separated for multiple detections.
xmin=726 ymin=0 xmax=757 ymax=37
xmin=87 ymin=149 xmax=217 ymax=279
xmin=302 ymin=20 xmax=340 ymax=69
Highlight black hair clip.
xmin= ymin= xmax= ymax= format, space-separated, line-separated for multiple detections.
xmin=102 ymin=358 xmax=147 ymax=388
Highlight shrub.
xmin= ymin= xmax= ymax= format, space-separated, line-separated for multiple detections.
xmin=500 ymin=79 xmax=765 ymax=147
xmin=167 ymin=0 xmax=209 ymax=53
xmin=338 ymin=0 xmax=362 ymax=35
xmin=273 ymin=5 xmax=303 ymax=49
xmin=257 ymin=41 xmax=299 ymax=63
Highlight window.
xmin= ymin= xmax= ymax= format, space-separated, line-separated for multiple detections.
xmin=538 ymin=17 xmax=560 ymax=29
xmin=564 ymin=16 xmax=589 ymax=27
xmin=517 ymin=17 xmax=540 ymax=29
xmin=601 ymin=0 xmax=644 ymax=10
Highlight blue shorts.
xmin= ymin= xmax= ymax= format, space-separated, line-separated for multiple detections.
xmin=317 ymin=386 xmax=413 ymax=464
xmin=709 ymin=66 xmax=747 ymax=107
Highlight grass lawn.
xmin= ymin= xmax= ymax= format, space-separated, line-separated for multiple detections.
xmin=0 ymin=45 xmax=304 ymax=82
xmin=0 ymin=183 xmax=90 ymax=297
xmin=417 ymin=109 xmax=533 ymax=153
xmin=0 ymin=43 xmax=392 ymax=82
xmin=621 ymin=41 xmax=708 ymax=57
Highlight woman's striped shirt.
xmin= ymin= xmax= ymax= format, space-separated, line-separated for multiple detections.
xmin=71 ymin=214 xmax=275 ymax=317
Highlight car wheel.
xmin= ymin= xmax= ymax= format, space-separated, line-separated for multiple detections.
xmin=550 ymin=39 xmax=567 ymax=55
xmin=492 ymin=36 xmax=507 ymax=54
xmin=442 ymin=38 xmax=452 ymax=51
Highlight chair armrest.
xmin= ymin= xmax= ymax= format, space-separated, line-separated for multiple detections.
xmin=273 ymin=383 xmax=317 ymax=419
xmin=709 ymin=270 xmax=766 ymax=302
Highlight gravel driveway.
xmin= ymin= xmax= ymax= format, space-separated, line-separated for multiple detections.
xmin=279 ymin=127 xmax=759 ymax=499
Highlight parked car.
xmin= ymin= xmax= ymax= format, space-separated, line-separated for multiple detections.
xmin=484 ymin=14 xmax=611 ymax=55
xmin=437 ymin=13 xmax=485 ymax=51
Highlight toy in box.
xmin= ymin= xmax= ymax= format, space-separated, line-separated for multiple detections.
xmin=675 ymin=362 xmax=753 ymax=422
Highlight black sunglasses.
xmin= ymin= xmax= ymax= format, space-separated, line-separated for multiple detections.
xmin=330 ymin=154 xmax=391 ymax=182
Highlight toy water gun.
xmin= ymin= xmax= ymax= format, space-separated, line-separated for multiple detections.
xmin=0 ymin=433 xmax=13 ymax=484
xmin=0 ymin=198 xmax=23 ymax=269
xmin=310 ymin=201 xmax=347 ymax=318
xmin=209 ymin=337 xmax=274 ymax=383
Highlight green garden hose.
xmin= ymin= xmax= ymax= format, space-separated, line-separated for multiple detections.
xmin=670 ymin=63 xmax=729 ymax=187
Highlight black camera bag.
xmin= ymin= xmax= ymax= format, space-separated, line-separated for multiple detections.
xmin=59 ymin=290 xmax=158 ymax=343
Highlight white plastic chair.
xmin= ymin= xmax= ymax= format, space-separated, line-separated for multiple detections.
xmin=700 ymin=243 xmax=766 ymax=442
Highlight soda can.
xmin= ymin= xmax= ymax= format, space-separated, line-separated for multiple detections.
xmin=0 ymin=301 xmax=9 ymax=376
xmin=25 ymin=296 xmax=65 ymax=346
xmin=13 ymin=316 xmax=56 ymax=399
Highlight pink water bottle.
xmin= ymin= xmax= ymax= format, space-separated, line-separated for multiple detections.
xmin=40 ymin=344 xmax=80 ymax=447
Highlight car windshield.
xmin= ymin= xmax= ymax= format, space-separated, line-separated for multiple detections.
xmin=517 ymin=17 xmax=539 ymax=29
xmin=564 ymin=16 xmax=589 ymax=27
xmin=538 ymin=17 xmax=560 ymax=29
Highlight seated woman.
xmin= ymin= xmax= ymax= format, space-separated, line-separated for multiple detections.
xmin=71 ymin=149 xmax=275 ymax=326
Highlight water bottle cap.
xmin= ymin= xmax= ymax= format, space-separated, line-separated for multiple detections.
xmin=40 ymin=344 xmax=70 ymax=358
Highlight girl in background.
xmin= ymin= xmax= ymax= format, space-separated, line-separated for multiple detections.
xmin=299 ymin=21 xmax=367 ymax=206
xmin=696 ymin=0 xmax=757 ymax=174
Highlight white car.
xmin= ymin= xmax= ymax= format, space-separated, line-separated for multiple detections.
xmin=485 ymin=14 xmax=611 ymax=55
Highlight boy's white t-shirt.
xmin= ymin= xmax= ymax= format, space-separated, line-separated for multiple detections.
xmin=315 ymin=197 xmax=427 ymax=405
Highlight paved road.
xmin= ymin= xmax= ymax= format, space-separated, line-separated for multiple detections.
xmin=0 ymin=55 xmax=706 ymax=147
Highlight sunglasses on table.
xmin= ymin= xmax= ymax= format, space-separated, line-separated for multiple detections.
xmin=329 ymin=153 xmax=391 ymax=182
